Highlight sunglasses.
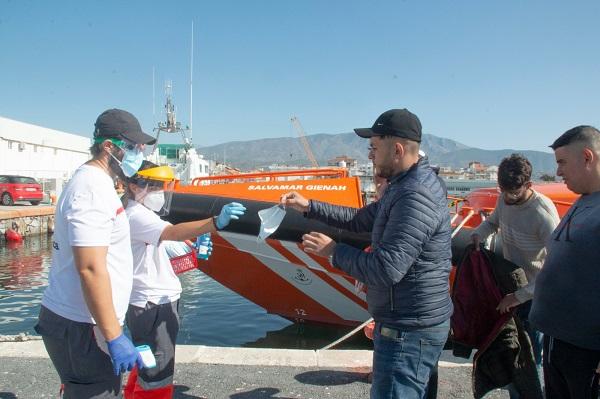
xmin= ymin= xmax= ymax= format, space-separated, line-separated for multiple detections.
xmin=94 ymin=137 xmax=143 ymax=151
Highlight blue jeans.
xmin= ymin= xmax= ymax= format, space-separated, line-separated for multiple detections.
xmin=371 ymin=319 xmax=449 ymax=399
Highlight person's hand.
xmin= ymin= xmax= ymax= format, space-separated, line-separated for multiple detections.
xmin=496 ymin=293 xmax=520 ymax=314
xmin=354 ymin=280 xmax=366 ymax=295
xmin=471 ymin=233 xmax=481 ymax=251
xmin=280 ymin=191 xmax=309 ymax=213
xmin=216 ymin=202 xmax=246 ymax=229
xmin=301 ymin=232 xmax=336 ymax=258
xmin=106 ymin=333 xmax=144 ymax=376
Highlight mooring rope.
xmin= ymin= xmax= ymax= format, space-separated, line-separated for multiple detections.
xmin=319 ymin=317 xmax=374 ymax=351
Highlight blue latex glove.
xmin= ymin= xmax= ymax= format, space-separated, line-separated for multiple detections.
xmin=106 ymin=333 xmax=143 ymax=376
xmin=216 ymin=202 xmax=246 ymax=229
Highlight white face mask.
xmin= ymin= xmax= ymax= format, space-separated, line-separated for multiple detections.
xmin=257 ymin=205 xmax=286 ymax=241
xmin=140 ymin=190 xmax=165 ymax=212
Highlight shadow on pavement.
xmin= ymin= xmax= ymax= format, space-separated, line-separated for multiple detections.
xmin=294 ymin=369 xmax=369 ymax=386
xmin=174 ymin=385 xmax=206 ymax=399
xmin=230 ymin=388 xmax=294 ymax=398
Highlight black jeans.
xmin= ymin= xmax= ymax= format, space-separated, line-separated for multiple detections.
xmin=543 ymin=335 xmax=600 ymax=399
xmin=34 ymin=306 xmax=121 ymax=399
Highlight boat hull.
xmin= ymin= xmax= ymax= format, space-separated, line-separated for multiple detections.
xmin=167 ymin=193 xmax=372 ymax=326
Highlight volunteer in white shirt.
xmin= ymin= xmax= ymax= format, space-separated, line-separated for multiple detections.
xmin=35 ymin=109 xmax=156 ymax=398
xmin=122 ymin=161 xmax=246 ymax=399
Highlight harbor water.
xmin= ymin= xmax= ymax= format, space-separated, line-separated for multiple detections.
xmin=0 ymin=234 xmax=371 ymax=349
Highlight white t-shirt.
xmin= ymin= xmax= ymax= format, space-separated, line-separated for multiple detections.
xmin=126 ymin=200 xmax=182 ymax=307
xmin=42 ymin=164 xmax=133 ymax=324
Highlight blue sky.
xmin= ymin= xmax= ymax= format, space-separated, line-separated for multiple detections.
xmin=1 ymin=0 xmax=599 ymax=152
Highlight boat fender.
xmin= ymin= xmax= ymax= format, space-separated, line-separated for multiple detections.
xmin=5 ymin=228 xmax=22 ymax=242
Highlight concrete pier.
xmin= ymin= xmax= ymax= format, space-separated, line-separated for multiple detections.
xmin=0 ymin=340 xmax=510 ymax=398
xmin=0 ymin=205 xmax=54 ymax=239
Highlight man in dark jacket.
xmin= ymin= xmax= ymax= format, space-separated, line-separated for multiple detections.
xmin=530 ymin=125 xmax=600 ymax=398
xmin=280 ymin=109 xmax=453 ymax=399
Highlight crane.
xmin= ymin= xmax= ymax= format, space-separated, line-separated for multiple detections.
xmin=290 ymin=116 xmax=319 ymax=168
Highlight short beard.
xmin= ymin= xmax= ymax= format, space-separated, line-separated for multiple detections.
xmin=107 ymin=148 xmax=127 ymax=181
xmin=376 ymin=164 xmax=395 ymax=179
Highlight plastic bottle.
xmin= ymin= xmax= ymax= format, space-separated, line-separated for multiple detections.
xmin=196 ymin=233 xmax=211 ymax=260
xmin=136 ymin=345 xmax=156 ymax=368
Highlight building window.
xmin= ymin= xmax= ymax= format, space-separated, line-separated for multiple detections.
xmin=7 ymin=141 xmax=13 ymax=150
xmin=34 ymin=145 xmax=38 ymax=153
xmin=54 ymin=148 xmax=58 ymax=155
xmin=18 ymin=142 xmax=25 ymax=152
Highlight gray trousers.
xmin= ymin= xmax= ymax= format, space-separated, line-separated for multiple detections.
xmin=125 ymin=300 xmax=180 ymax=390
xmin=34 ymin=306 xmax=121 ymax=398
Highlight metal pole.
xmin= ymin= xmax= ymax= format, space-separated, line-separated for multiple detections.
xmin=190 ymin=21 xmax=194 ymax=144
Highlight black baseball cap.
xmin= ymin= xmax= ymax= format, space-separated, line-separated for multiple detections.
xmin=354 ymin=108 xmax=422 ymax=143
xmin=94 ymin=109 xmax=156 ymax=145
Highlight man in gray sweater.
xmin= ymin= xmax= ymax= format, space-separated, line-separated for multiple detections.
xmin=530 ymin=125 xmax=600 ymax=398
xmin=472 ymin=154 xmax=560 ymax=393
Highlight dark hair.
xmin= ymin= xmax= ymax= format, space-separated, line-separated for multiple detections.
xmin=89 ymin=142 xmax=103 ymax=157
xmin=497 ymin=153 xmax=532 ymax=190
xmin=550 ymin=125 xmax=600 ymax=150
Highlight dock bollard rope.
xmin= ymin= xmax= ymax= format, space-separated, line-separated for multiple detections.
xmin=320 ymin=318 xmax=374 ymax=350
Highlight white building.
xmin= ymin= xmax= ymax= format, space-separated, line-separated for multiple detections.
xmin=0 ymin=116 xmax=90 ymax=196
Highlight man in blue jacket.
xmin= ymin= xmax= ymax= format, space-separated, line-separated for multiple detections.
xmin=281 ymin=109 xmax=453 ymax=399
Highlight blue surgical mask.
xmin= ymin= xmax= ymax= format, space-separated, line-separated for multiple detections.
xmin=109 ymin=147 xmax=144 ymax=177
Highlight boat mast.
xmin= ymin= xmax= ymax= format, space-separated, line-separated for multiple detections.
xmin=190 ymin=21 xmax=194 ymax=145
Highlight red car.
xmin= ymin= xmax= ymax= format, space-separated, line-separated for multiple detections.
xmin=0 ymin=175 xmax=43 ymax=206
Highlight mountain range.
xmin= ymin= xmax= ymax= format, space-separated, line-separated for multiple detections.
xmin=197 ymin=132 xmax=557 ymax=176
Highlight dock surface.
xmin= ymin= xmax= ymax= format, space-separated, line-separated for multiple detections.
xmin=0 ymin=341 xmax=510 ymax=398
xmin=0 ymin=204 xmax=54 ymax=219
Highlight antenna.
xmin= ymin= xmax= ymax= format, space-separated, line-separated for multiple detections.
xmin=152 ymin=66 xmax=156 ymax=126
xmin=190 ymin=21 xmax=194 ymax=144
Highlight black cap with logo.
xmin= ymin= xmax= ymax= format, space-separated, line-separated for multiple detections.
xmin=354 ymin=108 xmax=422 ymax=143
xmin=94 ymin=109 xmax=156 ymax=145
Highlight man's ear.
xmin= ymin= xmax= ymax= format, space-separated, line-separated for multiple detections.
xmin=583 ymin=147 xmax=596 ymax=168
xmin=101 ymin=139 xmax=114 ymax=153
xmin=394 ymin=141 xmax=405 ymax=158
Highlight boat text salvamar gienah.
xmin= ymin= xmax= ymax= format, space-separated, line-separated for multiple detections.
xmin=247 ymin=184 xmax=347 ymax=191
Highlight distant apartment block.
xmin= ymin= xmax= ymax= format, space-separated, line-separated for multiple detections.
xmin=0 ymin=116 xmax=91 ymax=196
xmin=440 ymin=161 xmax=498 ymax=181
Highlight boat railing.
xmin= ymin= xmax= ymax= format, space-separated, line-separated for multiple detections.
xmin=451 ymin=209 xmax=475 ymax=238
xmin=552 ymin=199 xmax=574 ymax=207
xmin=450 ymin=203 xmax=495 ymax=238
xmin=447 ymin=195 xmax=465 ymax=217
xmin=450 ymin=194 xmax=576 ymax=238
xmin=189 ymin=168 xmax=349 ymax=186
